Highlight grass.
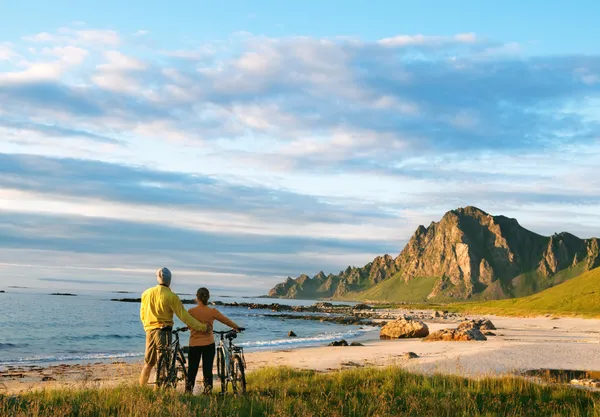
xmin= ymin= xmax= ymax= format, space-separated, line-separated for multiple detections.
xmin=2 ymin=367 xmax=600 ymax=416
xmin=447 ymin=266 xmax=600 ymax=318
xmin=343 ymin=273 xmax=438 ymax=303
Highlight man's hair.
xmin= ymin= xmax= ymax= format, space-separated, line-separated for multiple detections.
xmin=156 ymin=267 xmax=172 ymax=286
xmin=196 ymin=287 xmax=210 ymax=305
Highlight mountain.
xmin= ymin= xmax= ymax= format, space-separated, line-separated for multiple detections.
xmin=267 ymin=207 xmax=600 ymax=302
xmin=450 ymin=265 xmax=600 ymax=317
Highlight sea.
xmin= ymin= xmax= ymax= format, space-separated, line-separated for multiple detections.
xmin=0 ymin=289 xmax=377 ymax=369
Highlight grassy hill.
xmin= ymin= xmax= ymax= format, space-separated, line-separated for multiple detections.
xmin=449 ymin=266 xmax=600 ymax=317
xmin=342 ymin=273 xmax=438 ymax=303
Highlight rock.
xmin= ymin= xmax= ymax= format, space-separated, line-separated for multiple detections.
xmin=0 ymin=290 xmax=4 ymax=293
xmin=211 ymin=301 xmax=224 ymax=306
xmin=328 ymin=339 xmax=349 ymax=347
xmin=457 ymin=319 xmax=496 ymax=331
xmin=432 ymin=310 xmax=443 ymax=318
xmin=571 ymin=379 xmax=600 ymax=388
xmin=380 ymin=319 xmax=429 ymax=339
xmin=288 ymin=331 xmax=297 ymax=337
xmin=50 ymin=293 xmax=77 ymax=296
xmin=41 ymin=376 xmax=56 ymax=381
xmin=350 ymin=342 xmax=364 ymax=346
xmin=353 ymin=304 xmax=372 ymax=310
xmin=483 ymin=331 xmax=496 ymax=336
xmin=403 ymin=352 xmax=419 ymax=359
xmin=424 ymin=327 xmax=487 ymax=342
xmin=314 ymin=302 xmax=333 ymax=308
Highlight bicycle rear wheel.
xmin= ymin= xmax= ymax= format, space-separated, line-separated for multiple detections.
xmin=231 ymin=354 xmax=246 ymax=395
xmin=216 ymin=347 xmax=227 ymax=393
xmin=155 ymin=351 xmax=172 ymax=388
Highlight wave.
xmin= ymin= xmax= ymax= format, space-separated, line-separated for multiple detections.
xmin=238 ymin=327 xmax=379 ymax=349
xmin=0 ymin=343 xmax=24 ymax=350
xmin=0 ymin=351 xmax=144 ymax=366
xmin=61 ymin=334 xmax=141 ymax=342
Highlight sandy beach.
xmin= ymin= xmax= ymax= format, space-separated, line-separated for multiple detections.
xmin=2 ymin=314 xmax=600 ymax=395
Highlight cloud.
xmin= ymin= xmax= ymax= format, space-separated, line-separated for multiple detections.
xmin=378 ymin=33 xmax=478 ymax=47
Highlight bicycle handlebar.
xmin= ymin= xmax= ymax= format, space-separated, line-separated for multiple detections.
xmin=172 ymin=327 xmax=189 ymax=334
xmin=213 ymin=327 xmax=245 ymax=335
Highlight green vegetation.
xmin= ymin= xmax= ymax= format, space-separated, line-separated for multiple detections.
xmin=448 ymin=266 xmax=600 ymax=318
xmin=510 ymin=261 xmax=588 ymax=298
xmin=2 ymin=367 xmax=600 ymax=416
xmin=344 ymin=273 xmax=438 ymax=303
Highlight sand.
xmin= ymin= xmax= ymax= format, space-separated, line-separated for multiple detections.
xmin=2 ymin=315 xmax=600 ymax=395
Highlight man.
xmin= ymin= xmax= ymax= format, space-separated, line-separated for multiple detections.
xmin=139 ymin=267 xmax=211 ymax=386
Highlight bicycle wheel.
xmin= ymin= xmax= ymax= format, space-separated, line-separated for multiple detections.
xmin=176 ymin=350 xmax=188 ymax=389
xmin=155 ymin=351 xmax=172 ymax=388
xmin=216 ymin=347 xmax=227 ymax=393
xmin=230 ymin=354 xmax=246 ymax=395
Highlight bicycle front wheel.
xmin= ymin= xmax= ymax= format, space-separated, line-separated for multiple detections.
xmin=231 ymin=354 xmax=246 ymax=395
xmin=216 ymin=347 xmax=227 ymax=393
xmin=176 ymin=349 xmax=188 ymax=389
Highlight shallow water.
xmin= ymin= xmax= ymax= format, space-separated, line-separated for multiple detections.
xmin=0 ymin=290 xmax=374 ymax=369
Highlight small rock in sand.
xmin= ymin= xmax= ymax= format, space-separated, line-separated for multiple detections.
xmin=288 ymin=331 xmax=297 ymax=337
xmin=41 ymin=376 xmax=56 ymax=382
xmin=329 ymin=339 xmax=349 ymax=347
xmin=350 ymin=342 xmax=364 ymax=346
xmin=403 ymin=352 xmax=419 ymax=359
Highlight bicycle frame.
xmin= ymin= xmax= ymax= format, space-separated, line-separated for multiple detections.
xmin=214 ymin=330 xmax=246 ymax=393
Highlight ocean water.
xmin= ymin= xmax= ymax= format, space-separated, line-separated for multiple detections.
xmin=0 ymin=290 xmax=376 ymax=369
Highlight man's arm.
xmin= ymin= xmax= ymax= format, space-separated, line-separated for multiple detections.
xmin=139 ymin=293 xmax=146 ymax=325
xmin=169 ymin=295 xmax=210 ymax=333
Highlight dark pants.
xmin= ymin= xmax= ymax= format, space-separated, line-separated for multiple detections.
xmin=186 ymin=343 xmax=215 ymax=393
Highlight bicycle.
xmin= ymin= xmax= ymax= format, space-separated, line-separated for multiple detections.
xmin=155 ymin=327 xmax=188 ymax=389
xmin=214 ymin=328 xmax=247 ymax=394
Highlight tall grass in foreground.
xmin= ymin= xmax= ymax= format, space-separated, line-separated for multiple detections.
xmin=2 ymin=367 xmax=599 ymax=416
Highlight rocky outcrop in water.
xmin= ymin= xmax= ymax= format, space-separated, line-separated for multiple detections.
xmin=268 ymin=207 xmax=600 ymax=301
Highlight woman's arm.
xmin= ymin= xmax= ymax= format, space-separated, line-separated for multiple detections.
xmin=213 ymin=309 xmax=240 ymax=330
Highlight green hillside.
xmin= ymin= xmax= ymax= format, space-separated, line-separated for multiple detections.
xmin=343 ymin=273 xmax=438 ymax=303
xmin=450 ymin=266 xmax=600 ymax=317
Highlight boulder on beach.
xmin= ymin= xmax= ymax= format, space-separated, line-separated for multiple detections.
xmin=353 ymin=304 xmax=372 ymax=310
xmin=380 ymin=318 xmax=429 ymax=339
xmin=0 ymin=290 xmax=5 ymax=293
xmin=41 ymin=376 xmax=56 ymax=382
xmin=403 ymin=352 xmax=419 ymax=359
xmin=424 ymin=327 xmax=487 ymax=342
xmin=288 ymin=331 xmax=297 ymax=337
xmin=350 ymin=342 xmax=364 ymax=346
xmin=328 ymin=339 xmax=349 ymax=347
xmin=457 ymin=319 xmax=496 ymax=331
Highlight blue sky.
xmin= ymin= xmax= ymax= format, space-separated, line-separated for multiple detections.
xmin=0 ymin=1 xmax=599 ymax=294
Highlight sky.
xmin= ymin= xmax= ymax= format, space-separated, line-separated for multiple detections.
xmin=0 ymin=1 xmax=599 ymax=295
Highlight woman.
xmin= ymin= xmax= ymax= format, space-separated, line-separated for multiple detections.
xmin=186 ymin=287 xmax=242 ymax=394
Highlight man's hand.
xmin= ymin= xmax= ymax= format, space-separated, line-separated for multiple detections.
xmin=235 ymin=327 xmax=246 ymax=333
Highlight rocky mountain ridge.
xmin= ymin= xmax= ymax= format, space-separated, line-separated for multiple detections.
xmin=267 ymin=207 xmax=600 ymax=301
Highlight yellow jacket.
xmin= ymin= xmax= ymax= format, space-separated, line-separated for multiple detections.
xmin=140 ymin=285 xmax=209 ymax=333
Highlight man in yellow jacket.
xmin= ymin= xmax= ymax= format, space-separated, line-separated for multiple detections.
xmin=139 ymin=267 xmax=211 ymax=386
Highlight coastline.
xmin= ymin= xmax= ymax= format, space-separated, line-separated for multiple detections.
xmin=3 ymin=313 xmax=600 ymax=395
